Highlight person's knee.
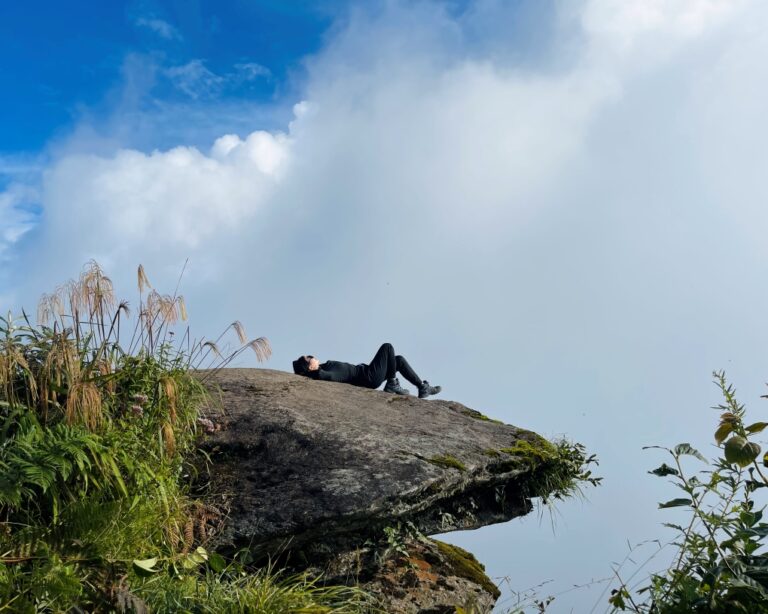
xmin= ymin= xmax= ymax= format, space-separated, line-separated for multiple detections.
xmin=381 ymin=342 xmax=394 ymax=352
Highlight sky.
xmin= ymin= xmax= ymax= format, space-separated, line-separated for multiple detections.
xmin=3 ymin=0 xmax=768 ymax=611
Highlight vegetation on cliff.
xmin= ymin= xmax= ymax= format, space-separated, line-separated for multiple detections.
xmin=0 ymin=262 xmax=367 ymax=612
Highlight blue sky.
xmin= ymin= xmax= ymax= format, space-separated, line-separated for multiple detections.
xmin=4 ymin=1 xmax=768 ymax=612
xmin=0 ymin=0 xmax=345 ymax=154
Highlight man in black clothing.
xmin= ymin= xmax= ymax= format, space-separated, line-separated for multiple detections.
xmin=292 ymin=342 xmax=441 ymax=399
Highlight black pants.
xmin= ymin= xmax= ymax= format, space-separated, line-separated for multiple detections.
xmin=359 ymin=343 xmax=422 ymax=389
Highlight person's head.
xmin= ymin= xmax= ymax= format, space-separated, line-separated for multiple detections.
xmin=292 ymin=355 xmax=319 ymax=376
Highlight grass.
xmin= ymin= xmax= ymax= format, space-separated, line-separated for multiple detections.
xmin=0 ymin=261 xmax=371 ymax=613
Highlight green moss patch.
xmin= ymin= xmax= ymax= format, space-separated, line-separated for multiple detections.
xmin=461 ymin=409 xmax=503 ymax=424
xmin=499 ymin=435 xmax=558 ymax=466
xmin=433 ymin=540 xmax=500 ymax=599
xmin=482 ymin=449 xmax=501 ymax=458
xmin=428 ymin=454 xmax=467 ymax=472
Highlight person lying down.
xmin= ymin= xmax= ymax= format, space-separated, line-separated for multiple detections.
xmin=292 ymin=342 xmax=441 ymax=399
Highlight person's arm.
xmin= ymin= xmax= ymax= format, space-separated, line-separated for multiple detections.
xmin=315 ymin=361 xmax=350 ymax=383
xmin=316 ymin=369 xmax=335 ymax=381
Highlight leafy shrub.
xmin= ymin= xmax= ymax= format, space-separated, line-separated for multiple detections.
xmin=610 ymin=371 xmax=768 ymax=613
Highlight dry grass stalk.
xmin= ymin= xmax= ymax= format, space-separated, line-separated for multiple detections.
xmin=145 ymin=292 xmax=162 ymax=324
xmin=37 ymin=292 xmax=64 ymax=326
xmin=66 ymin=380 xmax=103 ymax=430
xmin=0 ymin=344 xmax=38 ymax=405
xmin=146 ymin=291 xmax=183 ymax=326
xmin=161 ymin=422 xmax=176 ymax=457
xmin=137 ymin=264 xmax=152 ymax=293
xmin=231 ymin=321 xmax=247 ymax=344
xmin=40 ymin=333 xmax=80 ymax=414
xmin=62 ymin=280 xmax=81 ymax=318
xmin=247 ymin=337 xmax=272 ymax=362
xmin=79 ymin=260 xmax=116 ymax=317
xmin=177 ymin=296 xmax=188 ymax=322
xmin=97 ymin=360 xmax=115 ymax=394
xmin=0 ymin=353 xmax=9 ymax=399
xmin=116 ymin=300 xmax=131 ymax=319
xmin=202 ymin=341 xmax=222 ymax=359
xmin=161 ymin=376 xmax=177 ymax=423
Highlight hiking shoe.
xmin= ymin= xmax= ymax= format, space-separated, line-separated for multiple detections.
xmin=384 ymin=378 xmax=410 ymax=395
xmin=418 ymin=381 xmax=441 ymax=399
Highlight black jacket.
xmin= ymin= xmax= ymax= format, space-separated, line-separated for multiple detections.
xmin=315 ymin=360 xmax=365 ymax=384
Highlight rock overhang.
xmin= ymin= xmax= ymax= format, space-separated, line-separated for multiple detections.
xmin=195 ymin=368 xmax=573 ymax=559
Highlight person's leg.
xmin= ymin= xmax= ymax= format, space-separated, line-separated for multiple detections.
xmin=396 ymin=353 xmax=441 ymax=398
xmin=395 ymin=355 xmax=422 ymax=387
xmin=363 ymin=343 xmax=397 ymax=388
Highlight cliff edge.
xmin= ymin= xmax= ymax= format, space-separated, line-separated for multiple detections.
xmin=196 ymin=369 xmax=588 ymax=613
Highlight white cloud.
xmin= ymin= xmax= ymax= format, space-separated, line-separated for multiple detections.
xmin=234 ymin=62 xmax=271 ymax=81
xmin=165 ymin=60 xmax=271 ymax=99
xmin=135 ymin=17 xmax=182 ymax=40
xmin=0 ymin=183 xmax=38 ymax=261
xmin=584 ymin=0 xmax=741 ymax=40
xmin=166 ymin=60 xmax=224 ymax=99
xmin=36 ymin=127 xmax=289 ymax=275
xmin=582 ymin=0 xmax=747 ymax=70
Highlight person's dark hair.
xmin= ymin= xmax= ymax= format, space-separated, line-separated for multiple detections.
xmin=293 ymin=355 xmax=313 ymax=377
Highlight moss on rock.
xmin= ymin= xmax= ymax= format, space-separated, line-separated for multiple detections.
xmin=499 ymin=435 xmax=557 ymax=466
xmin=433 ymin=540 xmax=501 ymax=599
xmin=428 ymin=454 xmax=467 ymax=472
xmin=461 ymin=409 xmax=503 ymax=424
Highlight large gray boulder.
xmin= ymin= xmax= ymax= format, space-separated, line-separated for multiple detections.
xmin=197 ymin=368 xmax=576 ymax=612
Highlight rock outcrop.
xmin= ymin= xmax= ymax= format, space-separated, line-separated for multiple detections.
xmin=197 ymin=368 xmax=572 ymax=613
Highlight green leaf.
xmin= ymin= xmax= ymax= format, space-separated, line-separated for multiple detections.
xmin=740 ymin=511 xmax=757 ymax=527
xmin=724 ymin=436 xmax=761 ymax=468
xmin=208 ymin=552 xmax=227 ymax=573
xmin=746 ymin=422 xmax=768 ymax=434
xmin=182 ymin=546 xmax=209 ymax=569
xmin=673 ymin=443 xmax=707 ymax=462
xmin=649 ymin=463 xmax=679 ymax=477
xmin=659 ymin=498 xmax=693 ymax=509
xmin=132 ymin=558 xmax=159 ymax=577
xmin=193 ymin=546 xmax=208 ymax=561
xmin=715 ymin=422 xmax=734 ymax=445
